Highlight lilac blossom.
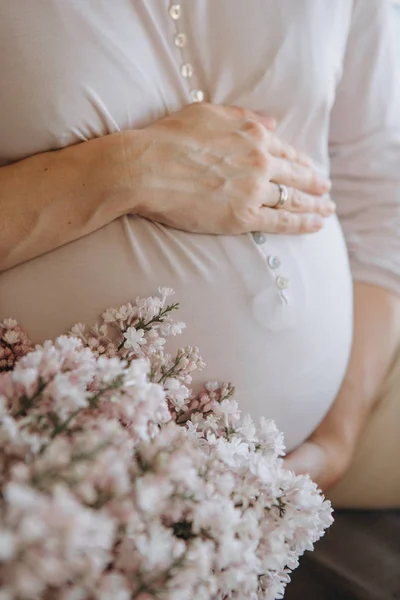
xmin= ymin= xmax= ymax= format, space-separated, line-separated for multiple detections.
xmin=0 ymin=290 xmax=333 ymax=599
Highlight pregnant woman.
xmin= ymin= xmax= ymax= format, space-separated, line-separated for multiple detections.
xmin=1 ymin=1 xmax=399 ymax=507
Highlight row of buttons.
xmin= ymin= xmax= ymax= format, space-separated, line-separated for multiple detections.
xmin=168 ymin=5 xmax=288 ymax=302
xmin=169 ymin=4 xmax=205 ymax=103
xmin=252 ymin=232 xmax=290 ymax=293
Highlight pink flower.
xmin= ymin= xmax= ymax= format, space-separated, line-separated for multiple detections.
xmin=0 ymin=289 xmax=333 ymax=600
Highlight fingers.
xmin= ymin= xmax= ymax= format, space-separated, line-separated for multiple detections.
xmin=269 ymin=156 xmax=331 ymax=196
xmin=224 ymin=105 xmax=312 ymax=166
xmin=257 ymin=208 xmax=325 ymax=235
xmin=263 ymin=132 xmax=312 ymax=167
xmin=221 ymin=104 xmax=276 ymax=130
xmin=241 ymin=120 xmax=312 ymax=167
xmin=203 ymin=103 xmax=315 ymax=168
xmin=263 ymin=183 xmax=336 ymax=217
xmin=239 ymin=119 xmax=313 ymax=168
xmin=283 ymin=441 xmax=327 ymax=481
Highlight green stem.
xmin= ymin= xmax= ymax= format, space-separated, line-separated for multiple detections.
xmin=49 ymin=376 xmax=124 ymax=441
xmin=158 ymin=353 xmax=183 ymax=385
xmin=13 ymin=377 xmax=47 ymax=418
xmin=116 ymin=303 xmax=179 ymax=352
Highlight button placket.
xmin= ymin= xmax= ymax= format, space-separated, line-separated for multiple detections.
xmin=168 ymin=4 xmax=205 ymax=104
xmin=252 ymin=233 xmax=290 ymax=302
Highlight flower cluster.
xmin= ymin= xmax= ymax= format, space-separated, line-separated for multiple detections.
xmin=0 ymin=319 xmax=34 ymax=372
xmin=0 ymin=289 xmax=333 ymax=599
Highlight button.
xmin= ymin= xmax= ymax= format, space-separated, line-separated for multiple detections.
xmin=190 ymin=89 xmax=205 ymax=103
xmin=169 ymin=4 xmax=182 ymax=20
xmin=267 ymin=255 xmax=281 ymax=269
xmin=276 ymin=276 xmax=290 ymax=291
xmin=181 ymin=63 xmax=194 ymax=78
xmin=252 ymin=232 xmax=267 ymax=245
xmin=174 ymin=33 xmax=187 ymax=48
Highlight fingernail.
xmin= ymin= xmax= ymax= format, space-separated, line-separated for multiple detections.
xmin=318 ymin=178 xmax=332 ymax=192
xmin=312 ymin=216 xmax=324 ymax=229
xmin=328 ymin=200 xmax=336 ymax=213
xmin=265 ymin=117 xmax=277 ymax=130
xmin=300 ymin=153 xmax=314 ymax=167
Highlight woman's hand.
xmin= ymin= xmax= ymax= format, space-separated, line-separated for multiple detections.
xmin=124 ymin=103 xmax=334 ymax=235
xmin=284 ymin=427 xmax=354 ymax=491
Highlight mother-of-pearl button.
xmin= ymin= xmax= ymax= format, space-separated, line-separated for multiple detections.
xmin=174 ymin=33 xmax=187 ymax=47
xmin=190 ymin=89 xmax=205 ymax=103
xmin=267 ymin=255 xmax=281 ymax=269
xmin=181 ymin=63 xmax=194 ymax=78
xmin=252 ymin=232 xmax=267 ymax=245
xmin=169 ymin=4 xmax=182 ymax=20
xmin=276 ymin=275 xmax=290 ymax=290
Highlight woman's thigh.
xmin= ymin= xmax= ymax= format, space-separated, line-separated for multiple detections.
xmin=328 ymin=348 xmax=400 ymax=509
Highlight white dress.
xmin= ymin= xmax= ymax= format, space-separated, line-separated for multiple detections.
xmin=0 ymin=0 xmax=399 ymax=451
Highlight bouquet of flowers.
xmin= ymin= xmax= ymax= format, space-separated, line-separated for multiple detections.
xmin=0 ymin=288 xmax=333 ymax=600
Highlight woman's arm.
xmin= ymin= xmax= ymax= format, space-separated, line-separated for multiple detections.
xmin=0 ymin=132 xmax=136 ymax=271
xmin=285 ymin=283 xmax=400 ymax=490
xmin=0 ymin=104 xmax=332 ymax=272
xmin=329 ymin=0 xmax=400 ymax=296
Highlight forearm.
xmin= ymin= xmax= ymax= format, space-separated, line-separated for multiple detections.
xmin=0 ymin=132 xmax=139 ymax=271
xmin=320 ymin=281 xmax=400 ymax=450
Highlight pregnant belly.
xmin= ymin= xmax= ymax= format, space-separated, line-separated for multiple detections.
xmin=0 ymin=215 xmax=353 ymax=451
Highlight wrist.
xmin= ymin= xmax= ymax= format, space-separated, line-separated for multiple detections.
xmin=89 ymin=130 xmax=147 ymax=221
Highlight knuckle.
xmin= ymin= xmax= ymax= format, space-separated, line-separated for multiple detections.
xmin=282 ymin=144 xmax=296 ymax=161
xmin=250 ymin=147 xmax=270 ymax=171
xmin=310 ymin=170 xmax=321 ymax=189
xmin=287 ymin=161 xmax=301 ymax=184
xmin=276 ymin=211 xmax=292 ymax=232
xmin=299 ymin=215 xmax=312 ymax=232
xmin=162 ymin=117 xmax=185 ymax=131
xmin=234 ymin=203 xmax=258 ymax=230
xmin=290 ymin=189 xmax=303 ymax=209
xmin=188 ymin=101 xmax=213 ymax=116
xmin=243 ymin=119 xmax=267 ymax=142
xmin=245 ymin=175 xmax=264 ymax=199
xmin=232 ymin=105 xmax=248 ymax=120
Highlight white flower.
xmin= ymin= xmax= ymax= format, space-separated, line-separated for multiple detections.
xmin=135 ymin=524 xmax=185 ymax=571
xmin=2 ymin=318 xmax=18 ymax=329
xmin=3 ymin=330 xmax=20 ymax=344
xmin=123 ymin=327 xmax=146 ymax=351
xmin=185 ymin=421 xmax=204 ymax=443
xmin=115 ymin=303 xmax=136 ymax=321
xmin=136 ymin=474 xmax=173 ymax=514
xmin=158 ymin=286 xmax=175 ymax=298
xmin=4 ymin=483 xmax=43 ymax=510
xmin=54 ymin=335 xmax=83 ymax=353
xmin=69 ymin=323 xmax=87 ymax=339
xmin=12 ymin=368 xmax=38 ymax=396
xmin=146 ymin=329 xmax=166 ymax=350
xmin=0 ymin=396 xmax=6 ymax=417
xmin=124 ymin=358 xmax=150 ymax=386
xmin=102 ymin=307 xmax=119 ymax=323
xmin=205 ymin=381 xmax=220 ymax=392
xmin=0 ymin=530 xmax=16 ymax=561
xmin=238 ymin=413 xmax=257 ymax=442
xmin=96 ymin=356 xmax=126 ymax=382
xmin=95 ymin=574 xmax=130 ymax=600
xmin=160 ymin=321 xmax=186 ymax=336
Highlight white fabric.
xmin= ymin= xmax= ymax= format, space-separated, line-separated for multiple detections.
xmin=0 ymin=1 xmax=399 ymax=451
